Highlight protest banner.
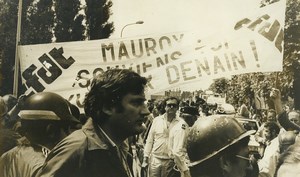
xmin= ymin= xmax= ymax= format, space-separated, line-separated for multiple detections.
xmin=19 ymin=0 xmax=286 ymax=111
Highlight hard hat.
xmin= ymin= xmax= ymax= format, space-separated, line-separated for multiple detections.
xmin=187 ymin=115 xmax=255 ymax=167
xmin=19 ymin=92 xmax=79 ymax=123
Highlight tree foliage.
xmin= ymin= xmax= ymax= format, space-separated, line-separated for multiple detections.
xmin=21 ymin=0 xmax=54 ymax=45
xmin=54 ymin=0 xmax=85 ymax=42
xmin=0 ymin=0 xmax=114 ymax=95
xmin=85 ymin=0 xmax=114 ymax=40
xmin=209 ymin=0 xmax=300 ymax=110
xmin=208 ymin=78 xmax=230 ymax=95
xmin=0 ymin=0 xmax=18 ymax=95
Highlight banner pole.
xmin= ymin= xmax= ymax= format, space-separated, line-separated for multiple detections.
xmin=13 ymin=0 xmax=23 ymax=97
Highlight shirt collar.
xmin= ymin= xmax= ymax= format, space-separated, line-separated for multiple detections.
xmin=97 ymin=124 xmax=117 ymax=147
xmin=82 ymin=118 xmax=127 ymax=151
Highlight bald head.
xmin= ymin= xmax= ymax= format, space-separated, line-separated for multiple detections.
xmin=288 ymin=111 xmax=300 ymax=126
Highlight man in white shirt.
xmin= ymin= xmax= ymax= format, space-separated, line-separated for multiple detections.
xmin=142 ymin=97 xmax=180 ymax=177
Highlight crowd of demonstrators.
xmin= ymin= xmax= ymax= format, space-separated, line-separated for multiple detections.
xmin=1 ymin=68 xmax=300 ymax=177
xmin=255 ymin=89 xmax=300 ymax=177
xmin=0 ymin=92 xmax=79 ymax=177
xmin=37 ymin=69 xmax=150 ymax=177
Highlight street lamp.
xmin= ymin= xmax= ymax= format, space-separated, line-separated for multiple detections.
xmin=120 ymin=21 xmax=144 ymax=38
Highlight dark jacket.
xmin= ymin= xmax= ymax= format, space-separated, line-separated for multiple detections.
xmin=37 ymin=118 xmax=131 ymax=177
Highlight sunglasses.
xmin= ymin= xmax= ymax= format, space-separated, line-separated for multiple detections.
xmin=166 ymin=104 xmax=178 ymax=108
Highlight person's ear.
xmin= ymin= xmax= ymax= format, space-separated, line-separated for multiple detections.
xmin=46 ymin=124 xmax=56 ymax=139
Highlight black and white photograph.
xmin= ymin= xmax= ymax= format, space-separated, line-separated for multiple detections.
xmin=0 ymin=0 xmax=300 ymax=177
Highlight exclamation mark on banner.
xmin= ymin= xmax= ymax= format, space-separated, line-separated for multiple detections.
xmin=250 ymin=40 xmax=259 ymax=67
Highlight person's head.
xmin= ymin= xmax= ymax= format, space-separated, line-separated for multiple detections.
xmin=180 ymin=106 xmax=199 ymax=127
xmin=163 ymin=97 xmax=180 ymax=117
xmin=153 ymin=99 xmax=165 ymax=117
xmin=275 ymin=139 xmax=300 ymax=177
xmin=84 ymin=69 xmax=150 ymax=137
xmin=238 ymin=99 xmax=246 ymax=107
xmin=288 ymin=110 xmax=300 ymax=126
xmin=253 ymin=111 xmax=262 ymax=122
xmin=278 ymin=130 xmax=298 ymax=153
xmin=187 ymin=116 xmax=255 ymax=177
xmin=266 ymin=109 xmax=276 ymax=122
xmin=19 ymin=92 xmax=79 ymax=149
xmin=262 ymin=121 xmax=280 ymax=141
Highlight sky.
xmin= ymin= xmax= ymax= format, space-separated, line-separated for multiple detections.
xmin=110 ymin=0 xmax=262 ymax=38
xmin=108 ymin=0 xmax=262 ymax=91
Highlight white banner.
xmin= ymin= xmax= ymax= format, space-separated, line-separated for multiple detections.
xmin=19 ymin=0 xmax=286 ymax=110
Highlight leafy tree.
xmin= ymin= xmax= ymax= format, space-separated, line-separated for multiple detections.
xmin=0 ymin=0 xmax=19 ymax=95
xmin=208 ymin=78 xmax=230 ymax=96
xmin=283 ymin=0 xmax=300 ymax=109
xmin=85 ymin=0 xmax=114 ymax=39
xmin=54 ymin=0 xmax=85 ymax=42
xmin=0 ymin=0 xmax=115 ymax=95
xmin=210 ymin=0 xmax=300 ymax=110
xmin=21 ymin=0 xmax=54 ymax=45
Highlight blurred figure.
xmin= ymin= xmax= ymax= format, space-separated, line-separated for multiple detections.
xmin=143 ymin=97 xmax=180 ymax=177
xmin=0 ymin=92 xmax=78 ymax=177
xmin=168 ymin=106 xmax=199 ymax=177
xmin=278 ymin=131 xmax=298 ymax=153
xmin=258 ymin=88 xmax=300 ymax=177
xmin=187 ymin=116 xmax=257 ymax=177
xmin=260 ymin=122 xmax=280 ymax=148
xmin=37 ymin=69 xmax=150 ymax=177
xmin=274 ymin=138 xmax=300 ymax=177
xmin=271 ymin=88 xmax=300 ymax=132
xmin=254 ymin=109 xmax=277 ymax=145
xmin=3 ymin=94 xmax=26 ymax=129
xmin=251 ymin=110 xmax=263 ymax=124
xmin=0 ymin=96 xmax=8 ymax=128
xmin=0 ymin=129 xmax=21 ymax=156
xmin=2 ymin=94 xmax=17 ymax=112
xmin=257 ymin=122 xmax=280 ymax=174
xmin=238 ymin=99 xmax=250 ymax=118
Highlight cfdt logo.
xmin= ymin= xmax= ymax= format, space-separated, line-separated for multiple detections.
xmin=22 ymin=47 xmax=75 ymax=94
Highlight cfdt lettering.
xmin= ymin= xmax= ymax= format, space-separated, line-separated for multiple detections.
xmin=234 ymin=14 xmax=283 ymax=52
xmin=22 ymin=47 xmax=75 ymax=93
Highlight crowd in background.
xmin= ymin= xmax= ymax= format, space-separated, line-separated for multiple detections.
xmin=0 ymin=69 xmax=300 ymax=177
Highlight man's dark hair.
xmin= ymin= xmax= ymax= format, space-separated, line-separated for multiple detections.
xmin=84 ymin=69 xmax=148 ymax=124
xmin=264 ymin=121 xmax=280 ymax=135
